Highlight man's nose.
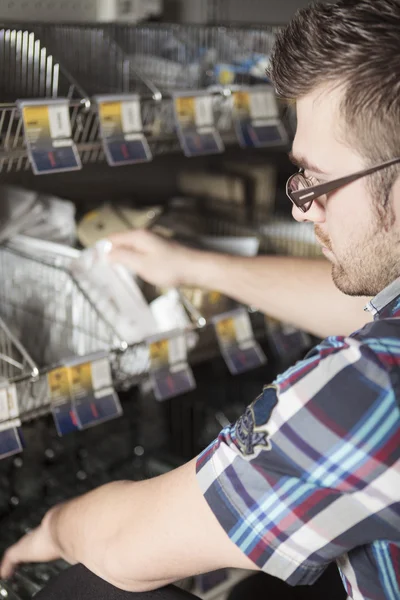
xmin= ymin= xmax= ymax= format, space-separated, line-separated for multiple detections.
xmin=292 ymin=199 xmax=326 ymax=223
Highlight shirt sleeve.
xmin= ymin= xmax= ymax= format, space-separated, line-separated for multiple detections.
xmin=196 ymin=334 xmax=400 ymax=586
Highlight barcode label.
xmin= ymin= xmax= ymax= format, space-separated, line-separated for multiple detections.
xmin=0 ymin=385 xmax=19 ymax=422
xmin=195 ymin=96 xmax=214 ymax=129
xmin=249 ymin=90 xmax=278 ymax=120
xmin=121 ymin=99 xmax=142 ymax=134
xmin=7 ymin=385 xmax=19 ymax=420
xmin=167 ymin=335 xmax=187 ymax=365
xmin=90 ymin=358 xmax=113 ymax=391
xmin=0 ymin=388 xmax=9 ymax=422
xmin=48 ymin=104 xmax=72 ymax=139
xmin=234 ymin=312 xmax=254 ymax=345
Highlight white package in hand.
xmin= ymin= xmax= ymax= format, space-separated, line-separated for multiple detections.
xmin=71 ymin=242 xmax=158 ymax=346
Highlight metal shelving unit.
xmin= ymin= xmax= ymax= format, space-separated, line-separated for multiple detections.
xmin=0 ymin=21 xmax=285 ymax=172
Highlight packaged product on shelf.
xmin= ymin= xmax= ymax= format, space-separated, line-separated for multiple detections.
xmin=178 ymin=170 xmax=246 ymax=207
xmin=223 ymin=159 xmax=277 ymax=219
xmin=0 ymin=185 xmax=76 ymax=246
xmin=77 ymin=204 xmax=163 ymax=248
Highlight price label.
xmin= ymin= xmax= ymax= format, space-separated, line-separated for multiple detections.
xmin=47 ymin=366 xmax=79 ymax=436
xmin=174 ymin=92 xmax=224 ymax=157
xmin=232 ymin=86 xmax=288 ymax=149
xmin=18 ymin=98 xmax=82 ymax=174
xmin=48 ymin=353 xmax=122 ymax=434
xmin=208 ymin=291 xmax=222 ymax=305
xmin=67 ymin=353 xmax=122 ymax=430
xmin=0 ymin=383 xmax=22 ymax=460
xmin=265 ymin=317 xmax=312 ymax=365
xmin=213 ymin=308 xmax=267 ymax=375
xmin=0 ymin=427 xmax=23 ymax=460
xmin=147 ymin=332 xmax=196 ymax=402
xmin=0 ymin=384 xmax=18 ymax=423
xmin=96 ymin=94 xmax=152 ymax=166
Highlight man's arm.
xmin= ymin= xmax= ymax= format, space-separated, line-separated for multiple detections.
xmin=0 ymin=459 xmax=257 ymax=591
xmin=107 ymin=230 xmax=371 ymax=338
xmin=200 ymin=253 xmax=371 ymax=338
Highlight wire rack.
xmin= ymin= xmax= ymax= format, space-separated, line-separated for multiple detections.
xmin=0 ymin=315 xmax=51 ymax=423
xmin=0 ymin=24 xmax=102 ymax=172
xmin=0 ymin=21 xmax=285 ymax=170
xmin=0 ymin=236 xmax=152 ymax=396
xmin=0 ymin=199 xmax=277 ymax=415
xmin=112 ymin=22 xmax=280 ymax=152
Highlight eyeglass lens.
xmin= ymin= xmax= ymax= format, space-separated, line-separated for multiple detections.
xmin=287 ymin=173 xmax=314 ymax=212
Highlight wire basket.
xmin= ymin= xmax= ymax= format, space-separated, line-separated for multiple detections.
xmin=0 ymin=236 xmax=151 ymax=394
xmin=0 ymin=315 xmax=51 ymax=422
xmin=111 ymin=22 xmax=280 ymax=151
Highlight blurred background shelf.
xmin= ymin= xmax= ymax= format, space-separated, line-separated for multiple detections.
xmin=0 ymin=3 xmax=328 ymax=599
xmin=0 ymin=20 xmax=290 ymax=173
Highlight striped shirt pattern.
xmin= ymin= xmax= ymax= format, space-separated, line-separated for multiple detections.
xmin=197 ymin=279 xmax=400 ymax=600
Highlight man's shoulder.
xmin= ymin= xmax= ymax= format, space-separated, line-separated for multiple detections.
xmin=311 ymin=316 xmax=400 ymax=363
xmin=351 ymin=315 xmax=400 ymax=342
xmin=275 ymin=319 xmax=399 ymax=396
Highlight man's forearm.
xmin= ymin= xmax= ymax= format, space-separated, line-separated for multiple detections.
xmin=47 ymin=481 xmax=171 ymax=591
xmin=45 ymin=460 xmax=255 ymax=592
xmin=188 ymin=252 xmax=371 ymax=338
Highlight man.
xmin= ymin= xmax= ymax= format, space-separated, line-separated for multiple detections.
xmin=1 ymin=1 xmax=399 ymax=599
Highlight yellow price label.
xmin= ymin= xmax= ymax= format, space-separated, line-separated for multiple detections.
xmin=233 ymin=91 xmax=251 ymax=112
xmin=175 ymin=97 xmax=196 ymax=122
xmin=99 ymin=101 xmax=122 ymax=123
xmin=149 ymin=339 xmax=170 ymax=369
xmin=208 ymin=291 xmax=222 ymax=305
xmin=215 ymin=317 xmax=237 ymax=345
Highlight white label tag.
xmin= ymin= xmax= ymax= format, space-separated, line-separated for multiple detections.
xmin=168 ymin=334 xmax=187 ymax=365
xmin=0 ymin=388 xmax=9 ymax=422
xmin=0 ymin=384 xmax=19 ymax=422
xmin=90 ymin=358 xmax=113 ymax=391
xmin=195 ymin=96 xmax=214 ymax=129
xmin=48 ymin=103 xmax=72 ymax=139
xmin=121 ymin=99 xmax=143 ymax=134
xmin=233 ymin=311 xmax=254 ymax=347
xmin=7 ymin=384 xmax=19 ymax=420
xmin=249 ymin=90 xmax=278 ymax=121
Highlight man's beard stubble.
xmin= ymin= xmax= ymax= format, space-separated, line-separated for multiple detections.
xmin=314 ymin=224 xmax=400 ymax=297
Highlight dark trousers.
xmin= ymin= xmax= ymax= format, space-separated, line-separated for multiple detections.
xmin=35 ymin=562 xmax=346 ymax=600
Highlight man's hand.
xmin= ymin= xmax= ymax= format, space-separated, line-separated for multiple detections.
xmin=107 ymin=229 xmax=203 ymax=289
xmin=0 ymin=510 xmax=64 ymax=580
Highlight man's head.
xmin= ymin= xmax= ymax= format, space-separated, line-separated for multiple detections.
xmin=269 ymin=0 xmax=400 ymax=296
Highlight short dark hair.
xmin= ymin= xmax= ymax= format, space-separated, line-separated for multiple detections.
xmin=269 ymin=0 xmax=400 ymax=207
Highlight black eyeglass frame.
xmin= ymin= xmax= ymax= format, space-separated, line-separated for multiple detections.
xmin=286 ymin=157 xmax=400 ymax=213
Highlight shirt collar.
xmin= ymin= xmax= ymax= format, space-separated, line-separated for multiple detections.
xmin=365 ymin=277 xmax=400 ymax=319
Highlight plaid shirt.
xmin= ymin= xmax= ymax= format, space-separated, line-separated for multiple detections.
xmin=197 ymin=278 xmax=400 ymax=600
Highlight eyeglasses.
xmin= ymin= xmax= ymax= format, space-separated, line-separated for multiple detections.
xmin=286 ymin=157 xmax=400 ymax=213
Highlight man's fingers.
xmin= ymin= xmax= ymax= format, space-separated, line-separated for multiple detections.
xmin=107 ymin=228 xmax=155 ymax=250
xmin=0 ymin=549 xmax=17 ymax=580
xmin=0 ymin=533 xmax=35 ymax=579
xmin=107 ymin=248 xmax=143 ymax=271
xmin=0 ymin=524 xmax=62 ymax=580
